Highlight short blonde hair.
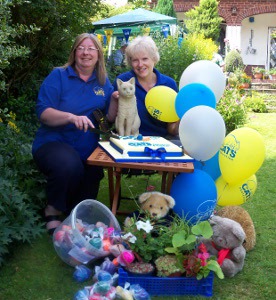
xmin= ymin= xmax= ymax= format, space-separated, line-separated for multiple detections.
xmin=125 ymin=36 xmax=160 ymax=67
xmin=63 ymin=33 xmax=107 ymax=85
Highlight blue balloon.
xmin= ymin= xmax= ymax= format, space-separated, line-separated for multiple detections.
xmin=193 ymin=151 xmax=221 ymax=181
xmin=170 ymin=169 xmax=217 ymax=224
xmin=175 ymin=83 xmax=216 ymax=118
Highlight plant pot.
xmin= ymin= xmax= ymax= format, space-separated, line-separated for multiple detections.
xmin=239 ymin=83 xmax=250 ymax=89
xmin=125 ymin=262 xmax=155 ymax=277
xmin=271 ymin=74 xmax=276 ymax=80
xmin=253 ymin=73 xmax=263 ymax=79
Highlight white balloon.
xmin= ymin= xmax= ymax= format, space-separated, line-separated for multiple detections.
xmin=179 ymin=105 xmax=226 ymax=161
xmin=179 ymin=60 xmax=226 ymax=103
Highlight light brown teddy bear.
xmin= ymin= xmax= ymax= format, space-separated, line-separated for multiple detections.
xmin=216 ymin=206 xmax=256 ymax=252
xmin=201 ymin=215 xmax=246 ymax=278
xmin=124 ymin=191 xmax=175 ymax=227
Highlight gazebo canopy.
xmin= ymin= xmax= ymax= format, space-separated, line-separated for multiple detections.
xmin=92 ymin=8 xmax=177 ymax=36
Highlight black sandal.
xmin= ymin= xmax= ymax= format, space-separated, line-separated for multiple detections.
xmin=44 ymin=215 xmax=61 ymax=236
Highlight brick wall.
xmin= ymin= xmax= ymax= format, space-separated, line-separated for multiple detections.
xmin=173 ymin=0 xmax=276 ymax=25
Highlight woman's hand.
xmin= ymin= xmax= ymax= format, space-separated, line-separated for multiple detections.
xmin=40 ymin=108 xmax=94 ymax=132
xmin=70 ymin=115 xmax=94 ymax=132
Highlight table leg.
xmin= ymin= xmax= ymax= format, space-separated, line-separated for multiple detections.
xmin=166 ymin=172 xmax=175 ymax=194
xmin=161 ymin=171 xmax=168 ymax=193
xmin=111 ymin=168 xmax=122 ymax=215
xmin=107 ymin=167 xmax=114 ymax=210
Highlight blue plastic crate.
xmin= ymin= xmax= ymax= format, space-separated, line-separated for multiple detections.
xmin=118 ymin=268 xmax=214 ymax=297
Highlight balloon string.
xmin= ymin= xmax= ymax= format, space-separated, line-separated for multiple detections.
xmin=217 ymin=182 xmax=228 ymax=202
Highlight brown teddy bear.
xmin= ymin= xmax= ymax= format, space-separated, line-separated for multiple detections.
xmin=124 ymin=191 xmax=175 ymax=227
xmin=201 ymin=215 xmax=246 ymax=278
xmin=216 ymin=206 xmax=256 ymax=252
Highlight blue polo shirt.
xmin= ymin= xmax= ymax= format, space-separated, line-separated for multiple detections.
xmin=32 ymin=66 xmax=113 ymax=161
xmin=113 ymin=68 xmax=178 ymax=137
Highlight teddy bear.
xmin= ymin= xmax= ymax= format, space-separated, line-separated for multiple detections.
xmin=124 ymin=191 xmax=175 ymax=227
xmin=201 ymin=215 xmax=246 ymax=278
xmin=216 ymin=205 xmax=256 ymax=252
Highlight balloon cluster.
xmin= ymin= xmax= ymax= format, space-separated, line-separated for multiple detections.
xmin=216 ymin=127 xmax=265 ymax=206
xmin=146 ymin=60 xmax=265 ymax=222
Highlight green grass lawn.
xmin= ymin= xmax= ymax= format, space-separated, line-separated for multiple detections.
xmin=0 ymin=113 xmax=275 ymax=300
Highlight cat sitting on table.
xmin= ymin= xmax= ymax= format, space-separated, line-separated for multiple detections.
xmin=115 ymin=77 xmax=141 ymax=136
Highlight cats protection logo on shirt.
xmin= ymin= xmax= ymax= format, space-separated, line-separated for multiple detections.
xmin=93 ymin=87 xmax=105 ymax=96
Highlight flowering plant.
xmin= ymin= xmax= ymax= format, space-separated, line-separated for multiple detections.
xmin=182 ymin=242 xmax=224 ymax=280
xmin=122 ymin=217 xmax=173 ymax=263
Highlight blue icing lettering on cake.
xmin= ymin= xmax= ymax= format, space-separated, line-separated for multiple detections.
xmin=109 ymin=136 xmax=183 ymax=158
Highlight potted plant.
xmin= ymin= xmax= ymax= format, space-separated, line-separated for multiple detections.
xmin=155 ymin=254 xmax=184 ymax=277
xmin=227 ymin=69 xmax=251 ymax=89
xmin=252 ymin=67 xmax=266 ymax=79
xmin=269 ymin=68 xmax=276 ymax=80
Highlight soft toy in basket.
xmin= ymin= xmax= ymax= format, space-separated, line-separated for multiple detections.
xmin=53 ymin=199 xmax=121 ymax=267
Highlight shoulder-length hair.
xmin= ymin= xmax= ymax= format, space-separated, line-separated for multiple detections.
xmin=125 ymin=35 xmax=160 ymax=67
xmin=63 ymin=33 xmax=107 ymax=86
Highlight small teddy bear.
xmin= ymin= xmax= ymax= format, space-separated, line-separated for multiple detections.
xmin=216 ymin=205 xmax=256 ymax=252
xmin=201 ymin=215 xmax=246 ymax=278
xmin=124 ymin=191 xmax=175 ymax=227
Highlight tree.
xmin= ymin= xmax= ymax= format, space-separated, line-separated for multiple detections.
xmin=153 ymin=0 xmax=176 ymax=17
xmin=1 ymin=0 xmax=102 ymax=100
xmin=127 ymin=0 xmax=149 ymax=9
xmin=185 ymin=0 xmax=222 ymax=41
xmin=0 ymin=0 xmax=38 ymax=93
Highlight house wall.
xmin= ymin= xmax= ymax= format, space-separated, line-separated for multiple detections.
xmin=172 ymin=0 xmax=276 ymax=70
xmin=173 ymin=0 xmax=276 ymax=26
xmin=241 ymin=13 xmax=275 ymax=67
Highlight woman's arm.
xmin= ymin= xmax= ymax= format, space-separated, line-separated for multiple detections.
xmin=40 ymin=108 xmax=94 ymax=132
xmin=167 ymin=120 xmax=180 ymax=136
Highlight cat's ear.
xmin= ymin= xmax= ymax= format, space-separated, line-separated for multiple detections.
xmin=117 ymin=78 xmax=123 ymax=87
xmin=129 ymin=77 xmax=135 ymax=85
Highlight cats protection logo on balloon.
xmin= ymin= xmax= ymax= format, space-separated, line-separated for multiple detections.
xmin=220 ymin=133 xmax=240 ymax=160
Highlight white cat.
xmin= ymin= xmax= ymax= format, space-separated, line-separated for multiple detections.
xmin=115 ymin=77 xmax=141 ymax=136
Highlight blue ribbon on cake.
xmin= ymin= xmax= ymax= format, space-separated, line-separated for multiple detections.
xmin=144 ymin=147 xmax=167 ymax=161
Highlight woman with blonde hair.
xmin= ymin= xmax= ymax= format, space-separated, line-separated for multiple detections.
xmin=32 ymin=33 xmax=114 ymax=234
xmin=109 ymin=35 xmax=179 ymax=137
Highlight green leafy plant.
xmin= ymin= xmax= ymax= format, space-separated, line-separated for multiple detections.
xmin=164 ymin=221 xmax=223 ymax=280
xmin=224 ymin=49 xmax=244 ymax=73
xmin=269 ymin=68 xmax=276 ymax=75
xmin=252 ymin=67 xmax=266 ymax=74
xmin=155 ymin=254 xmax=183 ymax=277
xmin=216 ymin=87 xmax=247 ymax=134
xmin=244 ymin=92 xmax=268 ymax=113
xmin=0 ymin=108 xmax=46 ymax=266
xmin=156 ymin=32 xmax=217 ymax=85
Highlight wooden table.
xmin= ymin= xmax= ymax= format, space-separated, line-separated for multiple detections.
xmin=87 ymin=147 xmax=194 ymax=215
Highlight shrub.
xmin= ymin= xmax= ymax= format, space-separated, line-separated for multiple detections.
xmin=224 ymin=50 xmax=244 ymax=73
xmin=216 ymin=87 xmax=247 ymax=134
xmin=0 ymin=108 xmax=46 ymax=266
xmin=244 ymin=92 xmax=268 ymax=113
xmin=155 ymin=33 xmax=217 ymax=84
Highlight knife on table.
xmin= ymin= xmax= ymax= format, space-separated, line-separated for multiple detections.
xmin=89 ymin=127 xmax=120 ymax=139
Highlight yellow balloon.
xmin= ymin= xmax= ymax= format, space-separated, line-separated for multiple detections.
xmin=145 ymin=86 xmax=179 ymax=122
xmin=219 ymin=127 xmax=265 ymax=185
xmin=216 ymin=175 xmax=257 ymax=206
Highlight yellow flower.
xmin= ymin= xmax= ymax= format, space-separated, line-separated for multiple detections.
xmin=8 ymin=121 xmax=20 ymax=133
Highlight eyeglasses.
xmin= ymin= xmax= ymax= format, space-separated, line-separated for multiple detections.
xmin=76 ymin=46 xmax=99 ymax=52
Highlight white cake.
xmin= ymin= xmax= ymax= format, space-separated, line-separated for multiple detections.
xmin=109 ymin=135 xmax=183 ymax=158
